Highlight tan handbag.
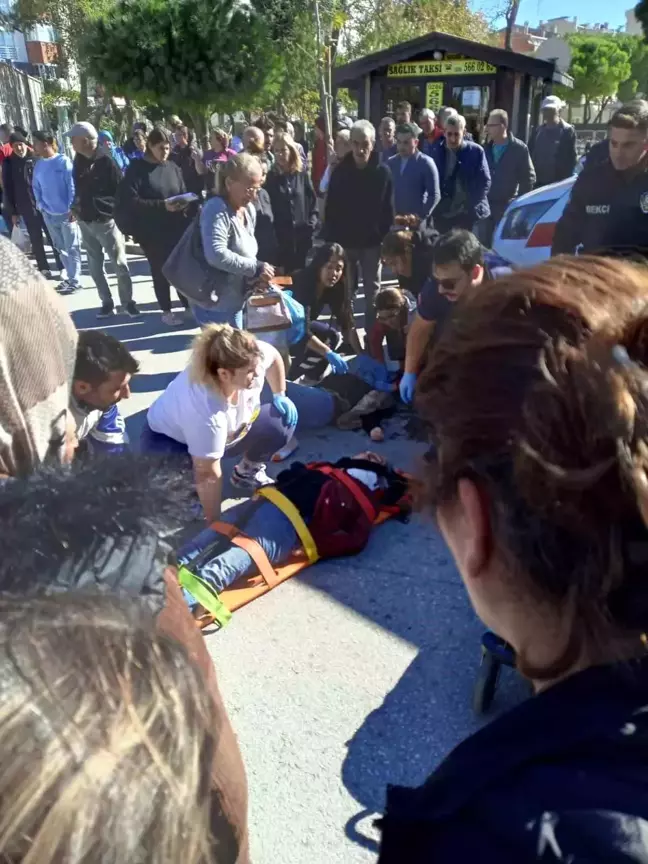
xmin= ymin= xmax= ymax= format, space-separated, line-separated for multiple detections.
xmin=244 ymin=288 xmax=292 ymax=333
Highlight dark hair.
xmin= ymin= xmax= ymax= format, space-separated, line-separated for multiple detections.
xmin=146 ymin=126 xmax=171 ymax=151
xmin=396 ymin=122 xmax=418 ymax=138
xmin=417 ymin=255 xmax=648 ymax=680
xmin=273 ymin=118 xmax=288 ymax=132
xmin=13 ymin=126 xmax=28 ymax=139
xmin=610 ymin=101 xmax=648 ymax=134
xmin=74 ymin=330 xmax=139 ymax=386
xmin=32 ymin=130 xmax=55 ymax=147
xmin=433 ymin=230 xmax=483 ymax=273
xmin=0 ymin=122 xmax=13 ymax=134
xmin=0 ymin=592 xmax=219 ymax=864
xmin=302 ymin=243 xmax=354 ymax=331
xmin=375 ymin=286 xmax=406 ymax=311
xmin=382 ymin=229 xmax=414 ymax=259
xmin=0 ymin=454 xmax=193 ymax=596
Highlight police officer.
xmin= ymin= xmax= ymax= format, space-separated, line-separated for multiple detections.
xmin=552 ymin=101 xmax=648 ymax=258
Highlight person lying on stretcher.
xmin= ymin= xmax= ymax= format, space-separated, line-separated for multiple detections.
xmin=176 ymin=451 xmax=410 ymax=609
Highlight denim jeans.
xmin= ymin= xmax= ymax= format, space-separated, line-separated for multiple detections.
xmin=78 ymin=218 xmax=133 ymax=306
xmin=42 ymin=212 xmax=82 ymax=287
xmin=177 ymin=498 xmax=298 ymax=593
xmin=346 ymin=245 xmax=382 ymax=332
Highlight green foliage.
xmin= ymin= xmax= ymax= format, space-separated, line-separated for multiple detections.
xmin=616 ymin=34 xmax=648 ymax=101
xmin=566 ymin=34 xmax=632 ymax=104
xmin=344 ymin=0 xmax=492 ymax=58
xmin=86 ymin=0 xmax=302 ymax=115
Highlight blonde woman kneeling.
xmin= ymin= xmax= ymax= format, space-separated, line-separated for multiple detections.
xmin=142 ymin=325 xmax=297 ymax=522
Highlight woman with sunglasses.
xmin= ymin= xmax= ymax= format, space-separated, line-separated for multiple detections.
xmin=192 ymin=153 xmax=275 ymax=328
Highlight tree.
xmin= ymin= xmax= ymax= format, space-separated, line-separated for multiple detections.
xmin=503 ymin=0 xmax=521 ymax=51
xmin=344 ymin=0 xmax=491 ymax=59
xmin=616 ymin=34 xmax=648 ymax=102
xmin=565 ymin=35 xmax=633 ymax=123
xmin=85 ymin=0 xmax=295 ymax=133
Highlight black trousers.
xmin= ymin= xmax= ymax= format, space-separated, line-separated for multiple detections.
xmin=434 ymin=212 xmax=475 ymax=236
xmin=139 ymin=238 xmax=189 ymax=312
xmin=22 ymin=211 xmax=63 ymax=273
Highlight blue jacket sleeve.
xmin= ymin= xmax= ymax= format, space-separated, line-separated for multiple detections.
xmin=32 ymin=161 xmax=44 ymax=212
xmin=88 ymin=404 xmax=129 ymax=455
xmin=421 ymin=156 xmax=440 ymax=220
xmin=65 ymin=156 xmax=75 ymax=212
xmin=470 ymin=147 xmax=491 ymax=220
xmin=200 ymin=198 xmax=259 ymax=275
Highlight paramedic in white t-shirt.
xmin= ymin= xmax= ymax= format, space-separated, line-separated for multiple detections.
xmin=143 ymin=324 xmax=298 ymax=522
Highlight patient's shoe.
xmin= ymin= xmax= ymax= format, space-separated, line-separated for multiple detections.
xmin=231 ymin=459 xmax=274 ymax=490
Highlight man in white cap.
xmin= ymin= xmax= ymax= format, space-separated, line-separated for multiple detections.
xmin=529 ymin=95 xmax=577 ymax=188
xmin=65 ymin=121 xmax=138 ymax=319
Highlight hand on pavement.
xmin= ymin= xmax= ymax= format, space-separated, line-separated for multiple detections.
xmin=399 ymin=372 xmax=417 ymax=404
xmin=326 ymin=350 xmax=348 ymax=374
xmin=272 ymin=394 xmax=298 ymax=427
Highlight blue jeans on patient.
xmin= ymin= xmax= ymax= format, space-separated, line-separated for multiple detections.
xmin=177 ymin=498 xmax=298 ymax=594
xmin=190 ymin=300 xmax=244 ymax=329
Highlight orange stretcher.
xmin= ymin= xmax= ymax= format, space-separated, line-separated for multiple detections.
xmin=177 ymin=467 xmax=411 ymax=630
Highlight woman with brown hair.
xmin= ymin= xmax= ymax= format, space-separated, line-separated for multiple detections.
xmin=379 ymin=256 xmax=648 ymax=862
xmin=265 ymin=132 xmax=317 ymax=274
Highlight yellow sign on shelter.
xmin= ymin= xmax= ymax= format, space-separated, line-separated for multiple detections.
xmin=388 ymin=58 xmax=496 ymax=77
xmin=425 ymin=82 xmax=443 ymax=111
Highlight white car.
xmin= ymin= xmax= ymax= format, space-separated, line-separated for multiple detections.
xmin=493 ymin=176 xmax=576 ymax=268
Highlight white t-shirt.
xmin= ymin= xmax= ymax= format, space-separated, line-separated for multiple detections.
xmin=147 ymin=340 xmax=275 ymax=459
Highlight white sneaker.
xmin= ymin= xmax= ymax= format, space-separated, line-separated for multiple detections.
xmin=161 ymin=311 xmax=182 ymax=326
xmin=230 ymin=461 xmax=274 ymax=490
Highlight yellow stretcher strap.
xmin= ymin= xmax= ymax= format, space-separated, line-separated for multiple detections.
xmin=256 ymin=486 xmax=320 ymax=564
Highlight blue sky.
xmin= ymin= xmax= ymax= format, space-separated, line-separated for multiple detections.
xmin=475 ymin=0 xmax=629 ymax=31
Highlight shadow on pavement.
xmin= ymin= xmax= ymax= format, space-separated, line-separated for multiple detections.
xmin=123 ymin=332 xmax=194 ymax=354
xmin=129 ymin=370 xmax=178 ymax=396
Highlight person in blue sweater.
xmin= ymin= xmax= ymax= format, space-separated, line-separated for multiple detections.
xmin=387 ymin=123 xmax=440 ymax=227
xmin=31 ymin=131 xmax=81 ymax=295
xmin=71 ymin=329 xmax=139 ymax=457
xmin=430 ymin=113 xmax=491 ymax=235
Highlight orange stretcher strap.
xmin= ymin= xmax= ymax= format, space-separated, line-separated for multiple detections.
xmin=313 ymin=465 xmax=378 ymax=524
xmin=209 ymin=520 xmax=281 ymax=588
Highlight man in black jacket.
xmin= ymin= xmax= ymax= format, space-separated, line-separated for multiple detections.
xmin=2 ymin=132 xmax=63 ymax=277
xmin=530 ymin=95 xmax=577 ymax=188
xmin=552 ymin=102 xmax=648 ymax=258
xmin=66 ymin=121 xmax=137 ymax=319
xmin=482 ymin=108 xmax=536 ymax=246
xmin=323 ymin=119 xmax=394 ymax=331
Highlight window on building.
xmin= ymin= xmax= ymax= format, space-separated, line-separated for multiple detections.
xmin=0 ymin=31 xmax=17 ymax=60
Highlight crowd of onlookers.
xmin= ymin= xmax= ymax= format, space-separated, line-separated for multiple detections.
xmin=3 ymin=87 xmax=648 ymax=863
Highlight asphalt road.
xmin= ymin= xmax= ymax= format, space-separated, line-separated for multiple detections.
xmin=64 ymin=248 xmax=528 ymax=863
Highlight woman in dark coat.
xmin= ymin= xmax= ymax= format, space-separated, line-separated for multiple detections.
xmin=264 ymin=132 xmax=317 ymax=274
xmin=115 ymin=127 xmax=193 ymax=325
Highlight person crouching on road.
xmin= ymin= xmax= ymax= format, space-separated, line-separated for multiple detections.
xmin=72 ymin=330 xmax=139 ymax=458
xmin=142 ymin=325 xmax=298 ymax=522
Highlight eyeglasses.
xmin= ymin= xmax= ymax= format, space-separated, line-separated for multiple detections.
xmin=376 ymin=307 xmax=401 ymax=320
xmin=486 ymin=122 xmax=503 ymax=128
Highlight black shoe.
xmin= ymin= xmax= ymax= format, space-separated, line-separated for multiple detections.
xmin=96 ymin=303 xmax=115 ymax=319
xmin=125 ymin=301 xmax=140 ymax=318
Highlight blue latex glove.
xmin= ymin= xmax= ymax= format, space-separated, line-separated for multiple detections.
xmin=272 ymin=393 xmax=298 ymax=427
xmin=326 ymin=350 xmax=349 ymax=374
xmin=399 ymin=372 xmax=417 ymax=404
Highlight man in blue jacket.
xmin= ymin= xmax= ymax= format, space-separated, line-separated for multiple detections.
xmin=387 ymin=123 xmax=440 ymax=226
xmin=430 ymin=113 xmax=490 ymax=235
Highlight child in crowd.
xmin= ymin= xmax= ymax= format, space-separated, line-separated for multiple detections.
xmin=71 ymin=330 xmax=138 ymax=456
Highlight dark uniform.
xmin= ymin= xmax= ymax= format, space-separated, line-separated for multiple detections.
xmin=552 ymin=156 xmax=648 ymax=257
